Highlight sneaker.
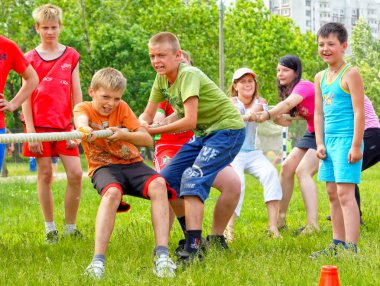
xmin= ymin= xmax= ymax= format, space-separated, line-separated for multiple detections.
xmin=176 ymin=249 xmax=204 ymax=268
xmin=175 ymin=239 xmax=186 ymax=256
xmin=346 ymin=243 xmax=358 ymax=254
xmin=326 ymin=215 xmax=332 ymax=221
xmin=84 ymin=260 xmax=105 ymax=279
xmin=45 ymin=230 xmax=59 ymax=244
xmin=153 ymin=254 xmax=176 ymax=278
xmin=62 ymin=228 xmax=84 ymax=239
xmin=206 ymin=235 xmax=229 ymax=250
xmin=310 ymin=243 xmax=345 ymax=259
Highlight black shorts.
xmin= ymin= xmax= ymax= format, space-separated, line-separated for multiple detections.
xmin=296 ymin=131 xmax=317 ymax=150
xmin=91 ymin=162 xmax=177 ymax=200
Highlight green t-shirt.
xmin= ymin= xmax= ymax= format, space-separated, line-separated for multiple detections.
xmin=149 ymin=63 xmax=244 ymax=137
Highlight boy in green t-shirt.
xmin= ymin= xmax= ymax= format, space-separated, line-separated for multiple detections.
xmin=140 ymin=32 xmax=245 ymax=264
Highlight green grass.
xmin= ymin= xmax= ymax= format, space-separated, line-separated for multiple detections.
xmin=1 ymin=162 xmax=379 ymax=285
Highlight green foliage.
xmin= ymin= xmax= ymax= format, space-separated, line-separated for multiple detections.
xmin=349 ymin=17 xmax=380 ymax=114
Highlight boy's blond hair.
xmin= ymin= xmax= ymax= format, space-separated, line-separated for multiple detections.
xmin=148 ymin=32 xmax=181 ymax=52
xmin=91 ymin=68 xmax=127 ymax=92
xmin=33 ymin=4 xmax=62 ymax=26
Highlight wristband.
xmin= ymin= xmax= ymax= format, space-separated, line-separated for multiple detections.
xmin=266 ymin=110 xmax=271 ymax=120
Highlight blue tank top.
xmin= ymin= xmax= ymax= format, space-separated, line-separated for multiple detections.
xmin=320 ymin=64 xmax=354 ymax=137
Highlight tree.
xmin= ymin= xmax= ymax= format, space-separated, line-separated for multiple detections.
xmin=349 ymin=17 xmax=380 ymax=113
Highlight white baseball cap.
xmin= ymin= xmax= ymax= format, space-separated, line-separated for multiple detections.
xmin=232 ymin=68 xmax=256 ymax=82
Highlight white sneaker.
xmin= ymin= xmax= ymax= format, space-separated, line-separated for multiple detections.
xmin=153 ymin=254 xmax=177 ymax=278
xmin=84 ymin=260 xmax=105 ymax=279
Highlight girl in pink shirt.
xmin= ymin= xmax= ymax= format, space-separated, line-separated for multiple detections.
xmin=257 ymin=55 xmax=320 ymax=235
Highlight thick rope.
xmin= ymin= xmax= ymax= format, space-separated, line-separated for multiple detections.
xmin=0 ymin=129 xmax=113 ymax=144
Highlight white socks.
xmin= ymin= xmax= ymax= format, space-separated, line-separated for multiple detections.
xmin=63 ymin=224 xmax=77 ymax=234
xmin=45 ymin=221 xmax=57 ymax=233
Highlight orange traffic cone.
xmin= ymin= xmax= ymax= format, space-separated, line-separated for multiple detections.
xmin=318 ymin=265 xmax=340 ymax=286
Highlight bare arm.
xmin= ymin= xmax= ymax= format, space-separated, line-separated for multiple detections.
xmin=146 ymin=96 xmax=198 ymax=135
xmin=0 ymin=65 xmax=39 ymax=112
xmin=314 ymin=72 xmax=326 ymax=160
xmin=345 ymin=68 xmax=365 ymax=163
xmin=71 ymin=64 xmax=82 ymax=106
xmin=256 ymin=93 xmax=303 ymax=122
xmin=107 ymin=126 xmax=153 ymax=147
xmin=21 ymin=74 xmax=44 ymax=154
xmin=139 ymin=101 xmax=160 ymax=126
xmin=153 ymin=111 xmax=166 ymax=124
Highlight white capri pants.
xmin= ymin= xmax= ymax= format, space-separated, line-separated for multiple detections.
xmin=231 ymin=150 xmax=282 ymax=216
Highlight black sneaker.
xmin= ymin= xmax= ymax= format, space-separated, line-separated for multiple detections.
xmin=176 ymin=249 xmax=203 ymax=268
xmin=175 ymin=239 xmax=186 ymax=256
xmin=45 ymin=230 xmax=59 ymax=244
xmin=206 ymin=235 xmax=229 ymax=250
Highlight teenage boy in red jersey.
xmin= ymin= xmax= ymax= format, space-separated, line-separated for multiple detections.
xmin=21 ymin=4 xmax=83 ymax=244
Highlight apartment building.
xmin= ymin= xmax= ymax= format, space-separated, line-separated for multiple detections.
xmin=264 ymin=0 xmax=380 ymax=39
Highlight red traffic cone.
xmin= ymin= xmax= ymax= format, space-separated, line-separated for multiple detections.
xmin=318 ymin=265 xmax=340 ymax=286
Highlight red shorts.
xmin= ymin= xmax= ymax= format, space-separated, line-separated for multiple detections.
xmin=22 ymin=126 xmax=80 ymax=158
xmin=154 ymin=144 xmax=183 ymax=172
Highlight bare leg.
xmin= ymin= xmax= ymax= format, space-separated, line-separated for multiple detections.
xmin=267 ymin=200 xmax=281 ymax=237
xmin=278 ymin=148 xmax=305 ymax=227
xmin=184 ymin=196 xmax=204 ymax=231
xmin=36 ymin=157 xmax=54 ymax=222
xmin=60 ymin=155 xmax=83 ymax=224
xmin=94 ymin=188 xmax=121 ymax=255
xmin=295 ymin=149 xmax=320 ymax=230
xmin=211 ymin=166 xmax=241 ymax=235
xmin=148 ymin=177 xmax=170 ymax=247
xmin=336 ymin=183 xmax=360 ymax=244
xmin=327 ymin=182 xmax=345 ymax=241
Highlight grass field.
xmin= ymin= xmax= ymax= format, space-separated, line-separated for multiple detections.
xmin=0 ymin=160 xmax=379 ymax=285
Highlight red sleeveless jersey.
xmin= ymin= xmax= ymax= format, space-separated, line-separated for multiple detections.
xmin=24 ymin=46 xmax=80 ymax=129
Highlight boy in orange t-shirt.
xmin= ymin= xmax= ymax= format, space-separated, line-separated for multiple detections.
xmin=74 ymin=68 xmax=177 ymax=279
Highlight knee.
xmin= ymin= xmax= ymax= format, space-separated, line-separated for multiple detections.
xmin=336 ymin=191 xmax=354 ymax=207
xmin=102 ymin=188 xmax=122 ymax=203
xmin=147 ymin=177 xmax=167 ymax=200
xmin=280 ymin=161 xmax=293 ymax=178
xmin=38 ymin=167 xmax=53 ymax=184
xmin=294 ymin=167 xmax=305 ymax=180
xmin=66 ymin=167 xmax=83 ymax=182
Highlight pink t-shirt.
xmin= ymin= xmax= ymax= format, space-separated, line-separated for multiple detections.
xmin=291 ymin=80 xmax=315 ymax=133
xmin=364 ymin=95 xmax=380 ymax=129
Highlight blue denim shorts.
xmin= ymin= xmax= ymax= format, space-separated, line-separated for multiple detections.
xmin=160 ymin=128 xmax=245 ymax=202
xmin=318 ymin=136 xmax=363 ymax=184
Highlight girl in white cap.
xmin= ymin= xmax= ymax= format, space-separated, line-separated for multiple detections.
xmin=225 ymin=68 xmax=282 ymax=240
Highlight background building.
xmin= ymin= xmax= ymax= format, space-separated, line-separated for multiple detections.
xmin=264 ymin=0 xmax=380 ymax=39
